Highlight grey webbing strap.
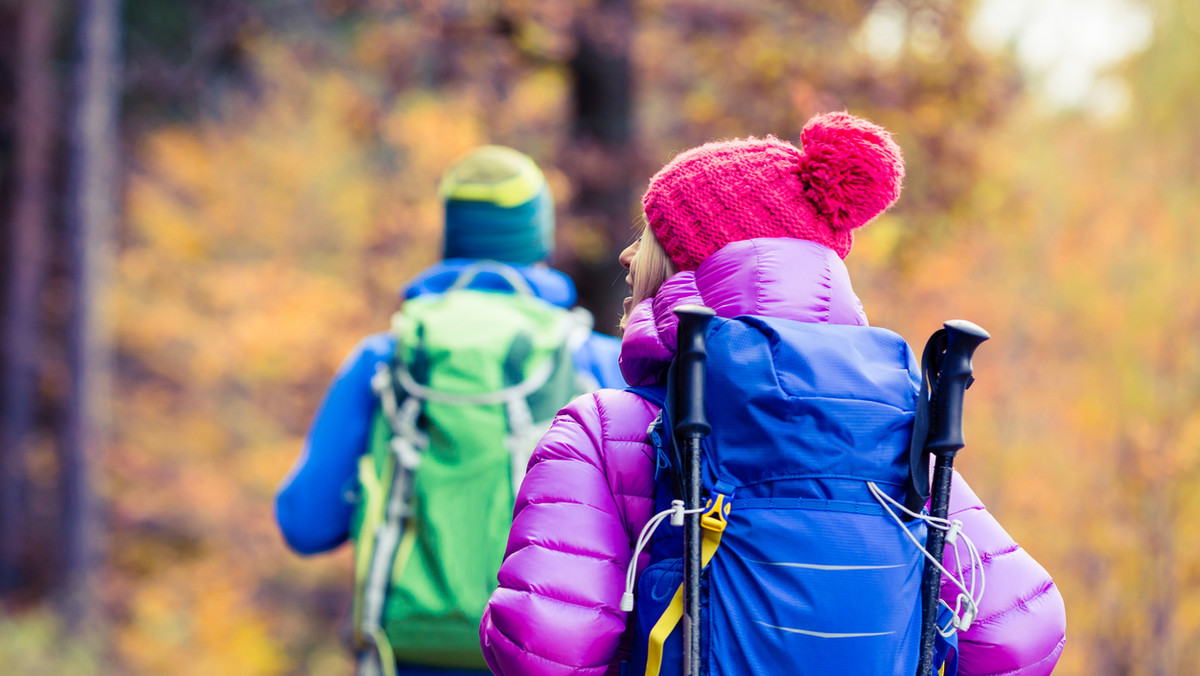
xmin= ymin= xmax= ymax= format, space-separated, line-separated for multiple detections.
xmin=566 ymin=307 xmax=597 ymax=396
xmin=497 ymin=311 xmax=593 ymax=490
xmin=393 ymin=356 xmax=557 ymax=406
xmin=355 ymin=655 xmax=379 ymax=676
xmin=566 ymin=307 xmax=594 ymax=351
xmin=505 ymin=395 xmax=554 ymax=492
xmin=355 ymin=650 xmax=386 ymax=676
xmin=361 ymin=366 xmax=424 ymax=669
xmin=390 ymin=308 xmax=592 ymax=406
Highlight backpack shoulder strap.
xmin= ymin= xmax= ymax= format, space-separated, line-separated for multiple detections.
xmin=625 ymin=381 xmax=686 ymax=502
xmin=625 ymin=384 xmax=667 ymax=409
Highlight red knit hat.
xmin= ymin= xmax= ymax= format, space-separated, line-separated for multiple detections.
xmin=641 ymin=112 xmax=904 ymax=271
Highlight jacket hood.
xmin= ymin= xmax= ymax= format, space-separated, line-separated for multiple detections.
xmin=619 ymin=238 xmax=867 ymax=385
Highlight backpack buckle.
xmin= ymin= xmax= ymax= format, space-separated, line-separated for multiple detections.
xmin=700 ymin=494 xmax=731 ymax=533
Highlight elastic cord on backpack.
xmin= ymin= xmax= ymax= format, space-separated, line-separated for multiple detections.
xmin=620 ymin=500 xmax=702 ymax=612
xmin=388 ymin=307 xmax=592 ymax=408
xmin=867 ymin=482 xmax=986 ymax=636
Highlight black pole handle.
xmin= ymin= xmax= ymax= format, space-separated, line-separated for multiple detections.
xmin=674 ymin=305 xmax=715 ymax=439
xmin=916 ymin=319 xmax=989 ymax=676
xmin=925 ymin=320 xmax=990 ymax=458
xmin=672 ymin=304 xmax=714 ymax=676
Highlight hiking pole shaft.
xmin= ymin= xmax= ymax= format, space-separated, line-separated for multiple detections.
xmin=916 ymin=320 xmax=989 ymax=676
xmin=673 ymin=305 xmax=715 ymax=676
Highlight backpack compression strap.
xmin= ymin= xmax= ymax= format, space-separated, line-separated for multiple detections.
xmin=358 ymin=363 xmax=426 ymax=676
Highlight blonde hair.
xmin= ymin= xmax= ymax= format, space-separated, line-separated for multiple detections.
xmin=619 ymin=218 xmax=676 ymax=331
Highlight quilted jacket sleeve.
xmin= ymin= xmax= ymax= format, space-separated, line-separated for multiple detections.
xmin=943 ymin=471 xmax=1066 ymax=676
xmin=480 ymin=392 xmax=656 ymax=676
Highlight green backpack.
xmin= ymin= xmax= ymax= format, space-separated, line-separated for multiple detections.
xmin=350 ymin=263 xmax=593 ymax=675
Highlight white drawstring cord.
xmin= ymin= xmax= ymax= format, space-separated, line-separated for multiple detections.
xmin=939 ymin=519 xmax=985 ymax=635
xmin=617 ymin=484 xmax=986 ymax=634
xmin=867 ymin=482 xmax=986 ymax=635
xmin=620 ymin=500 xmax=704 ymax=612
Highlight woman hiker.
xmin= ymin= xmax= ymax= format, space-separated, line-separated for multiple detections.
xmin=479 ymin=112 xmax=1066 ymax=676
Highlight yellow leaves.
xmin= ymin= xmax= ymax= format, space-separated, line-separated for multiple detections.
xmin=126 ymin=170 xmax=209 ymax=260
xmin=351 ymin=21 xmax=421 ymax=71
xmin=910 ymin=100 xmax=948 ymax=137
xmin=851 ymin=214 xmax=904 ymax=269
xmin=129 ymin=72 xmax=396 ymax=266
xmin=141 ymin=129 xmax=218 ymax=204
xmin=117 ymin=563 xmax=287 ymax=676
xmin=683 ymin=88 xmax=720 ymax=125
xmin=241 ymin=438 xmax=308 ymax=499
xmin=198 ymin=263 xmax=372 ymax=385
xmin=382 ymin=94 xmax=486 ymax=181
xmin=508 ymin=67 xmax=570 ymax=130
xmin=0 ymin=611 xmax=102 ymax=676
xmin=116 ymin=256 xmax=371 ymax=389
xmin=1172 ymin=410 xmax=1200 ymax=477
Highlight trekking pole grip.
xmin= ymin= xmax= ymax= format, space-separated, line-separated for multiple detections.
xmin=674 ymin=305 xmax=715 ymax=439
xmin=672 ymin=304 xmax=714 ymax=676
xmin=925 ymin=320 xmax=990 ymax=458
xmin=916 ymin=319 xmax=989 ymax=676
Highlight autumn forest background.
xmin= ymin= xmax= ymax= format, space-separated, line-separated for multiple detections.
xmin=1 ymin=0 xmax=1198 ymax=674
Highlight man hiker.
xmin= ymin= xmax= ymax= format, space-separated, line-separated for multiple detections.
xmin=276 ymin=145 xmax=625 ymax=675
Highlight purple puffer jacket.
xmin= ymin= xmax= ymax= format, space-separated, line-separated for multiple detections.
xmin=481 ymin=239 xmax=1066 ymax=675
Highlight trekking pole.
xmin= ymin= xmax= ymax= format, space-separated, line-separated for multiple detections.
xmin=673 ymin=305 xmax=715 ymax=676
xmin=916 ymin=320 xmax=989 ymax=676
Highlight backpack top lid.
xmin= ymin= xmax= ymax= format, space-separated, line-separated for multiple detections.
xmin=697 ymin=314 xmax=921 ymax=499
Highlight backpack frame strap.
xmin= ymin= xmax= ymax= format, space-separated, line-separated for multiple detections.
xmin=358 ymin=363 xmax=427 ymax=674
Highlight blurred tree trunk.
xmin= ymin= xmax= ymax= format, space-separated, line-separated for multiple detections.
xmin=58 ymin=0 xmax=121 ymax=622
xmin=564 ymin=0 xmax=636 ymax=334
xmin=1 ymin=0 xmax=58 ymax=599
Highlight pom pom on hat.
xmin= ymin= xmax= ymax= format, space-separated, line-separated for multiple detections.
xmin=641 ymin=112 xmax=904 ymax=270
xmin=796 ymin=112 xmax=904 ymax=232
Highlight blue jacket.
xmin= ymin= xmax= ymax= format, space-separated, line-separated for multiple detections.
xmin=276 ymin=261 xmax=624 ymax=555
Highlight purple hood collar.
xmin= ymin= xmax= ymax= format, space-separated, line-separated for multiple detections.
xmin=619 ymin=238 xmax=868 ymax=386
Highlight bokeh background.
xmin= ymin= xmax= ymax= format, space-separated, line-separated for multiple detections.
xmin=1 ymin=0 xmax=1197 ymax=674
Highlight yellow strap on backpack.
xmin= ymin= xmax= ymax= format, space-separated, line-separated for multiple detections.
xmin=644 ymin=495 xmax=730 ymax=676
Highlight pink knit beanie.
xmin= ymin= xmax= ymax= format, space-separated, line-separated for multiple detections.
xmin=641 ymin=112 xmax=904 ymax=270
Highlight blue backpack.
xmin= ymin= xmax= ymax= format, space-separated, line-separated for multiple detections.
xmin=625 ymin=315 xmax=957 ymax=676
